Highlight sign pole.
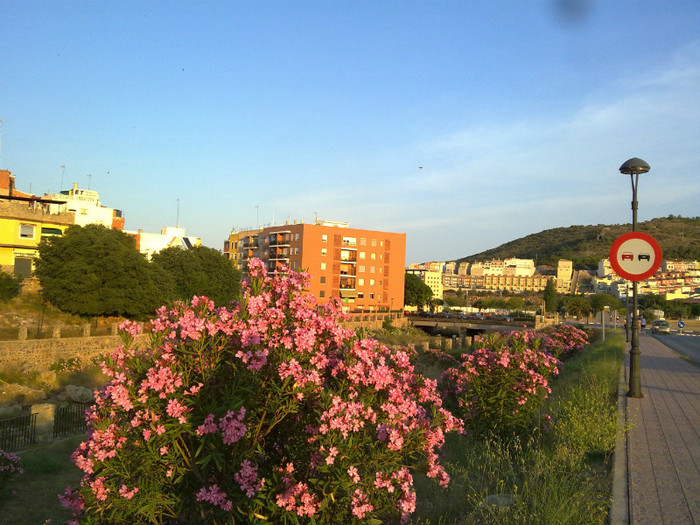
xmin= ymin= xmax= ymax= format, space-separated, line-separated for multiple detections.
xmin=609 ymin=230 xmax=663 ymax=399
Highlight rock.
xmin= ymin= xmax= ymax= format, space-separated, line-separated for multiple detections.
xmin=483 ymin=494 xmax=516 ymax=509
xmin=64 ymin=385 xmax=94 ymax=404
xmin=0 ymin=379 xmax=47 ymax=405
xmin=0 ymin=404 xmax=23 ymax=419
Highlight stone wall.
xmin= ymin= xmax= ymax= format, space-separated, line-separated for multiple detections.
xmin=0 ymin=334 xmax=148 ymax=372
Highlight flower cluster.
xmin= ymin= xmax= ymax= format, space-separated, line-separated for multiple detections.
xmin=441 ymin=329 xmax=561 ymax=434
xmin=539 ymin=324 xmax=589 ymax=359
xmin=63 ymin=258 xmax=462 ymax=524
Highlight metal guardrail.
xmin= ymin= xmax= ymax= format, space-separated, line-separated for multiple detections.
xmin=0 ymin=412 xmax=36 ymax=450
xmin=53 ymin=403 xmax=91 ymax=438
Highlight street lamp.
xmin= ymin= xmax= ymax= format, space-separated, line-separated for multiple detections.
xmin=620 ymin=157 xmax=650 ymax=398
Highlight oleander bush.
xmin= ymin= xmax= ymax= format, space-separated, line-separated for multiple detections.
xmin=61 ymin=259 xmax=462 ymax=524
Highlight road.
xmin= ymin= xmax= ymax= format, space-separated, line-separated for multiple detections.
xmin=648 ymin=331 xmax=700 ymax=366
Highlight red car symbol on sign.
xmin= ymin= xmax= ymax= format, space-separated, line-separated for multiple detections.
xmin=621 ymin=252 xmax=634 ymax=261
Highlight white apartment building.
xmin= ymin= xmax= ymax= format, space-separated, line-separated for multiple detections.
xmin=125 ymin=226 xmax=201 ymax=259
xmin=45 ymin=183 xmax=124 ymax=229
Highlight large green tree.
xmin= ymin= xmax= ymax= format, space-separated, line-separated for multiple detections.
xmin=404 ymin=273 xmax=432 ymax=308
xmin=34 ymin=224 xmax=169 ymax=317
xmin=151 ymin=246 xmax=241 ymax=306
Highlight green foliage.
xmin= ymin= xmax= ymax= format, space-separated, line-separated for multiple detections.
xmin=404 ymin=273 xmax=433 ymax=307
xmin=0 ymin=272 xmax=22 ymax=302
xmin=34 ymin=224 xmax=170 ymax=317
xmin=151 ymin=246 xmax=241 ymax=307
xmin=560 ymin=294 xmax=591 ymax=317
xmin=457 ymin=215 xmax=700 ymax=269
xmin=590 ymin=293 xmax=619 ymax=314
xmin=542 ymin=279 xmax=557 ymax=313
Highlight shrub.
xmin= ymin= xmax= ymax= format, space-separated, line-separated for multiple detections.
xmin=62 ymin=259 xmax=462 ymax=524
xmin=441 ymin=330 xmax=560 ymax=435
xmin=0 ymin=272 xmax=22 ymax=302
xmin=0 ymin=449 xmax=23 ymax=494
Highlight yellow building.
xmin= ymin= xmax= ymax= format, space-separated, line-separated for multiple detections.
xmin=0 ymin=198 xmax=74 ymax=277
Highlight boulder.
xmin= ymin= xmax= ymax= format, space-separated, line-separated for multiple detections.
xmin=0 ymin=379 xmax=47 ymax=405
xmin=64 ymin=385 xmax=94 ymax=404
xmin=0 ymin=404 xmax=23 ymax=419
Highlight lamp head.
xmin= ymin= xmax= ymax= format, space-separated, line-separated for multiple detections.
xmin=620 ymin=157 xmax=650 ymax=175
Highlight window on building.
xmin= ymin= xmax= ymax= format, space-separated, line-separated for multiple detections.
xmin=358 ymin=278 xmax=365 ymax=286
xmin=371 ymin=239 xmax=377 ymax=247
xmin=370 ymin=253 xmax=376 ymax=260
xmin=360 ymin=238 xmax=367 ymax=246
xmin=19 ymin=224 xmax=35 ymax=239
xmin=322 ymin=234 xmax=328 ymax=242
xmin=369 ymin=279 xmax=375 ymax=286
xmin=319 ymin=291 xmax=325 ymax=298
xmin=358 ymin=292 xmax=364 ymax=299
xmin=320 ymin=276 xmax=326 ymax=284
xmin=369 ymin=293 xmax=375 ymax=299
xmin=359 ymin=265 xmax=365 ymax=273
xmin=41 ymin=227 xmax=62 ymax=237
xmin=359 ymin=251 xmax=366 ymax=259
xmin=320 ymin=262 xmax=326 ymax=270
xmin=370 ymin=266 xmax=375 ymax=273
xmin=321 ymin=248 xmax=327 ymax=256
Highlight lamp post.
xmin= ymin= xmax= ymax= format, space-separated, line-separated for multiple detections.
xmin=620 ymin=157 xmax=650 ymax=398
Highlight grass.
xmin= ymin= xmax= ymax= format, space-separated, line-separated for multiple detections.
xmin=0 ymin=435 xmax=84 ymax=525
xmin=409 ymin=330 xmax=625 ymax=525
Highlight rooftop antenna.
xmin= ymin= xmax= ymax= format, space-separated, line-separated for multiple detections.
xmin=255 ymin=204 xmax=259 ymax=229
xmin=87 ymin=173 xmax=92 ymax=190
xmin=59 ymin=165 xmax=66 ymax=192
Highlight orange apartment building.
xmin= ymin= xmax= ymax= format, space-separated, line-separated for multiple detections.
xmin=225 ymin=220 xmax=406 ymax=313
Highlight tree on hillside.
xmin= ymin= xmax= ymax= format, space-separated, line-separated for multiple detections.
xmin=543 ymin=279 xmax=558 ymax=312
xmin=34 ymin=224 xmax=170 ymax=317
xmin=404 ymin=273 xmax=432 ymax=309
xmin=151 ymin=246 xmax=241 ymax=306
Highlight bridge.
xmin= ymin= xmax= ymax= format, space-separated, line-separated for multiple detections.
xmin=408 ymin=315 xmax=535 ymax=337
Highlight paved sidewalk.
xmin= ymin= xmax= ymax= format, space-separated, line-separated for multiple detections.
xmin=611 ymin=333 xmax=700 ymax=525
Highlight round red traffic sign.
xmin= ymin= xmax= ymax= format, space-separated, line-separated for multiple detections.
xmin=609 ymin=232 xmax=663 ymax=281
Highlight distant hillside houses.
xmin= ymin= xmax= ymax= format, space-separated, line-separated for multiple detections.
xmin=594 ymin=259 xmax=700 ymax=300
xmin=406 ymin=258 xmax=576 ymax=297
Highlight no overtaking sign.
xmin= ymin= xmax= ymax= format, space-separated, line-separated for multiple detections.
xmin=609 ymin=232 xmax=663 ymax=281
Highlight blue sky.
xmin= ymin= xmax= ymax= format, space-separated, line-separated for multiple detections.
xmin=2 ymin=1 xmax=699 ymax=264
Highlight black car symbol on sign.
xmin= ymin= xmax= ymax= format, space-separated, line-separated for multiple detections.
xmin=638 ymin=253 xmax=651 ymax=261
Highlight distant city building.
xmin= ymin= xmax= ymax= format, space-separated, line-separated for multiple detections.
xmin=405 ymin=267 xmax=444 ymax=300
xmin=125 ymin=226 xmax=201 ymax=259
xmin=224 ymin=227 xmax=263 ymax=268
xmin=226 ymin=219 xmax=406 ymax=313
xmin=597 ymin=257 xmax=700 ymax=300
xmin=434 ymin=256 xmax=569 ymax=294
xmin=44 ymin=183 xmax=124 ymax=230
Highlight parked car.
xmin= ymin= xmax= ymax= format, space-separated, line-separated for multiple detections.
xmin=651 ymin=319 xmax=671 ymax=335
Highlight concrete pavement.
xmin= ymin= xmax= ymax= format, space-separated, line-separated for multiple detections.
xmin=611 ymin=332 xmax=700 ymax=525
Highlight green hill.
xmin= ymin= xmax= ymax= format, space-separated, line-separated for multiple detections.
xmin=457 ymin=215 xmax=700 ymax=270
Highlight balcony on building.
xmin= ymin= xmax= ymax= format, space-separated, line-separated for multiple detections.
xmin=340 ymin=249 xmax=357 ymax=263
xmin=268 ymin=231 xmax=291 ymax=247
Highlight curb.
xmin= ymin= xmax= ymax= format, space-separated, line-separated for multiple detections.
xmin=609 ymin=355 xmax=629 ymax=525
